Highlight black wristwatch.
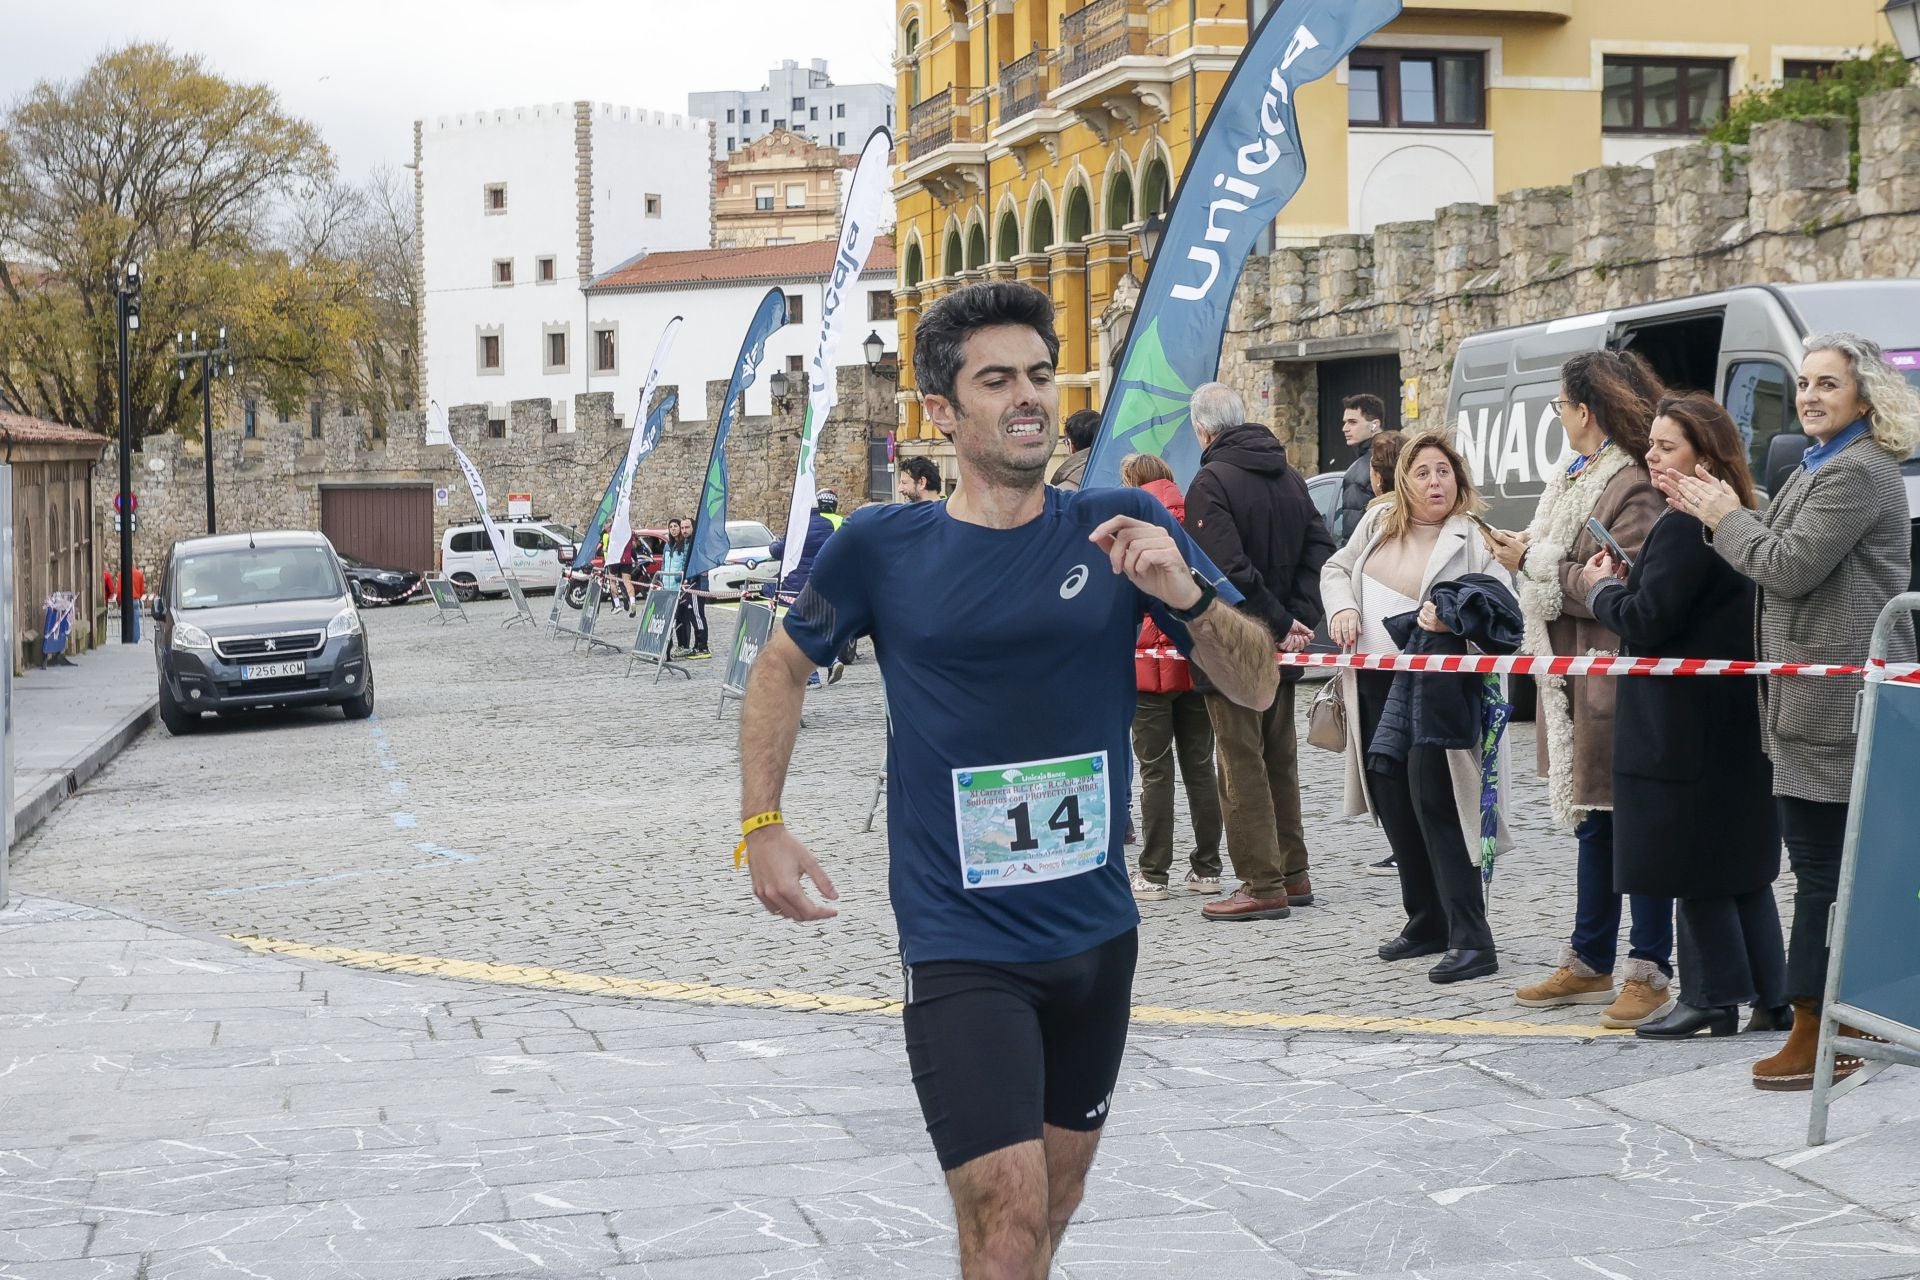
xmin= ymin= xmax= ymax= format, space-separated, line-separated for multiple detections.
xmin=1167 ymin=569 xmax=1217 ymax=623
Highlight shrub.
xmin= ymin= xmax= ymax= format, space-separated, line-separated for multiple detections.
xmin=1705 ymin=46 xmax=1914 ymax=187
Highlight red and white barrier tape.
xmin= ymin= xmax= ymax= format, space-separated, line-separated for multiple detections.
xmin=1134 ymin=649 xmax=1920 ymax=685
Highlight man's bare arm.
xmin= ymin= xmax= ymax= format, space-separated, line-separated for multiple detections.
xmin=740 ymin=629 xmax=840 ymax=921
xmin=1187 ymin=600 xmax=1279 ymax=711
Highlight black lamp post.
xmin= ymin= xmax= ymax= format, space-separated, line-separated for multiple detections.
xmin=1885 ymin=0 xmax=1920 ymax=61
xmin=862 ymin=330 xmax=890 ymax=374
xmin=768 ymin=369 xmax=791 ymax=409
xmin=113 ymin=262 xmax=141 ymax=643
xmin=1138 ymin=213 xmax=1167 ymax=263
xmin=174 ymin=328 xmax=233 ymax=535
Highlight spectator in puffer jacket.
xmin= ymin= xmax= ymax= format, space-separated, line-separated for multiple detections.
xmin=1122 ymin=453 xmax=1224 ymax=901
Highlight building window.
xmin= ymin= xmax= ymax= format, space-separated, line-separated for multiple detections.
xmin=726 ymin=107 xmax=736 ymax=121
xmin=787 ymin=354 xmax=805 ymax=374
xmin=487 ymin=414 xmax=506 ymax=439
xmin=836 ymin=103 xmax=847 ymax=118
xmin=645 ymin=193 xmax=661 ymax=217
xmin=493 ymin=258 xmax=513 ymax=285
xmin=869 ymin=291 xmax=897 ymax=321
xmin=479 ymin=332 xmax=502 ymax=372
xmin=595 ymin=326 xmax=617 ymax=373
xmin=309 ymin=402 xmax=323 ymax=440
xmin=1603 ymin=57 xmax=1730 ymax=134
xmin=792 ymin=96 xmax=805 ymax=111
xmin=536 ymin=256 xmax=556 ymax=283
xmin=785 ymin=293 xmax=805 ymax=324
xmin=774 ymin=118 xmax=787 ymax=130
xmin=760 ymin=108 xmax=769 ymax=122
xmin=785 ymin=184 xmax=806 ymax=209
xmin=545 ymin=328 xmax=569 ymax=373
xmin=484 ymin=182 xmax=507 ymax=213
xmin=755 ymin=184 xmax=775 ymax=211
xmin=809 ymin=107 xmax=819 ymax=121
xmin=836 ymin=132 xmax=846 ymax=147
xmin=1347 ymin=49 xmax=1485 ymax=128
xmin=1784 ymin=59 xmax=1839 ymax=81
xmin=276 ymin=402 xmax=290 ymax=425
xmin=243 ymin=398 xmax=258 ymax=439
xmin=727 ymin=136 xmax=736 ymax=150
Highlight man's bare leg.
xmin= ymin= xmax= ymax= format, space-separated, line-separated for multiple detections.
xmin=946 ymin=1140 xmax=1049 ymax=1279
xmin=1042 ymin=1123 xmax=1102 ymax=1254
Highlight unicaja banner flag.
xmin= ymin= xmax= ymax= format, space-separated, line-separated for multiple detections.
xmin=606 ymin=317 xmax=684 ymax=561
xmin=572 ymin=392 xmax=678 ymax=570
xmin=688 ymin=288 xmax=789 ymax=581
xmin=1082 ymin=0 xmax=1402 ymax=490
xmin=778 ymin=127 xmax=892 ymax=578
xmin=429 ymin=400 xmax=510 ymax=573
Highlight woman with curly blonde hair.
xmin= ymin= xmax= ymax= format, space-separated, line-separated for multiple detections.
xmin=1661 ymin=331 xmax=1919 ymax=1091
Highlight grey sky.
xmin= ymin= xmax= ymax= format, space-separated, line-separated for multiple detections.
xmin=0 ymin=0 xmax=899 ymax=181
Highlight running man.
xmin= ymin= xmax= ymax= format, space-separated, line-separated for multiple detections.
xmin=739 ymin=282 xmax=1278 ymax=1278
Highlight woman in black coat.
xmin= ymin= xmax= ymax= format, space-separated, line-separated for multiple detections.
xmin=1576 ymin=394 xmax=1786 ymax=1039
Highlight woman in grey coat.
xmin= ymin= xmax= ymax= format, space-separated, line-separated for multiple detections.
xmin=1661 ymin=332 xmax=1920 ymax=1091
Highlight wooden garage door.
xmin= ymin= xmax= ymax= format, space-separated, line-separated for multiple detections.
xmin=320 ymin=486 xmax=433 ymax=572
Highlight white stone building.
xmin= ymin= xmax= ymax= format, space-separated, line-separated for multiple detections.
xmin=583 ymin=240 xmax=900 ymax=423
xmin=690 ymin=60 xmax=894 ymax=160
xmin=416 ymin=101 xmax=714 ymax=425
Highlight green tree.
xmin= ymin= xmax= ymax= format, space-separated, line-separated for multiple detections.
xmin=0 ymin=43 xmax=377 ymax=439
xmin=1705 ymin=46 xmax=1914 ymax=186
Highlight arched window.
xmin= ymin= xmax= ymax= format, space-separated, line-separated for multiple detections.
xmin=1063 ymin=185 xmax=1092 ymax=243
xmin=903 ymin=241 xmax=924 ymax=287
xmin=943 ymin=231 xmax=963 ymax=276
xmin=966 ymin=223 xmax=987 ymax=270
xmin=996 ymin=210 xmax=1020 ymax=261
xmin=904 ymin=19 xmax=922 ymax=103
xmin=1106 ymin=170 xmax=1135 ymax=229
xmin=1140 ymin=157 xmax=1171 ymax=218
xmin=1029 ymin=196 xmax=1054 ymax=253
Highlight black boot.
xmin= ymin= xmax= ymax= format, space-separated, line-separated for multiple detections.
xmin=1378 ymin=934 xmax=1446 ymax=962
xmin=1636 ymin=1001 xmax=1738 ymax=1039
xmin=1429 ymin=947 xmax=1498 ymax=984
xmin=1744 ymin=1004 xmax=1795 ymax=1033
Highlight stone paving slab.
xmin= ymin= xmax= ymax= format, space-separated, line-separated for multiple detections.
xmin=4 ymin=895 xmax=1920 ymax=1279
xmin=8 ymin=640 xmax=156 ymax=847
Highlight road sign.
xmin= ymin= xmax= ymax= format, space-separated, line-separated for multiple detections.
xmin=507 ymin=492 xmax=532 ymax=518
xmin=113 ymin=492 xmax=138 ymax=514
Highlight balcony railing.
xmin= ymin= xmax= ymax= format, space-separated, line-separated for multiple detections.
xmin=999 ymin=49 xmax=1052 ymax=125
xmin=908 ymin=88 xmax=957 ymax=160
xmin=1060 ymin=0 xmax=1144 ymax=86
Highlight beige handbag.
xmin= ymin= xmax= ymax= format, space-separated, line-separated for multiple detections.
xmin=1306 ymin=675 xmax=1347 ymax=752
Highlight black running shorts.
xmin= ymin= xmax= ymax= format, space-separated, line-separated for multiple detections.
xmin=902 ymin=928 xmax=1138 ymax=1171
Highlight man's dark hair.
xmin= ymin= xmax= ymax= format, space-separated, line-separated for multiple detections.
xmin=912 ymin=282 xmax=1060 ymax=403
xmin=1063 ymin=409 xmax=1101 ymax=452
xmin=1341 ymin=393 xmax=1386 ymax=423
xmin=900 ymin=455 xmax=942 ymax=491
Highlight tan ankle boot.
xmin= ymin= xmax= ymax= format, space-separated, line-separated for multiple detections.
xmin=1753 ymin=999 xmax=1863 ymax=1092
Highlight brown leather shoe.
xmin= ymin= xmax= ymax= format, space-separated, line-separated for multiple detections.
xmin=1753 ymin=998 xmax=1864 ymax=1092
xmin=1283 ymin=875 xmax=1314 ymax=906
xmin=1202 ymin=887 xmax=1292 ymax=921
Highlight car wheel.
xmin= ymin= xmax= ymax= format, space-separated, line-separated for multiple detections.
xmin=349 ymin=580 xmax=365 ymax=607
xmin=451 ymin=577 xmax=479 ymax=603
xmin=157 ymin=681 xmax=199 ymax=735
xmin=341 ymin=668 xmax=375 ymax=720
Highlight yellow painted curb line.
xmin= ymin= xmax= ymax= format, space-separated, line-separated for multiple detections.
xmin=228 ymin=933 xmax=1627 ymax=1039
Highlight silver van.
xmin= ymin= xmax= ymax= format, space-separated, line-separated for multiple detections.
xmin=1444 ymin=280 xmax=1920 ymax=581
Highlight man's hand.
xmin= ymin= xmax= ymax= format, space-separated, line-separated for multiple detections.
xmin=1090 ymin=515 xmax=1200 ymax=610
xmin=745 ymin=824 xmax=840 ymax=922
xmin=1281 ymin=620 xmax=1313 ymax=652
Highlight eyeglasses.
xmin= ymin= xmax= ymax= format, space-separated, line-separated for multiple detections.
xmin=1548 ymin=399 xmax=1575 ymax=414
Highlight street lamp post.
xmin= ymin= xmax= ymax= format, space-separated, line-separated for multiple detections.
xmin=113 ymin=263 xmax=141 ymax=643
xmin=1885 ymin=0 xmax=1920 ymax=61
xmin=173 ymin=329 xmax=234 ymax=535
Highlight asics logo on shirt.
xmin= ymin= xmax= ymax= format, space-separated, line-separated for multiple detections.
xmin=1060 ymin=564 xmax=1090 ymax=599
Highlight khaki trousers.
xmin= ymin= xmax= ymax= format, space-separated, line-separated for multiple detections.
xmin=1205 ymin=684 xmax=1308 ymax=897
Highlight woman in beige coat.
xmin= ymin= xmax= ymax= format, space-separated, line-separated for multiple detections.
xmin=1323 ymin=433 xmax=1513 ymax=983
xmin=1481 ymin=349 xmax=1673 ymax=1028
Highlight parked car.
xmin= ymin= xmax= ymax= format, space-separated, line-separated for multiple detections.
xmin=704 ymin=520 xmax=781 ymax=598
xmin=337 ymin=552 xmax=425 ymax=607
xmin=151 ymin=531 xmax=373 ymax=733
xmin=439 ymin=517 xmax=578 ymax=600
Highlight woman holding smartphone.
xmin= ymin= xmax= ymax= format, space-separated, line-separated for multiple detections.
xmin=1480 ymin=350 xmax=1673 ymax=1028
xmin=1577 ymin=395 xmax=1785 ymax=1040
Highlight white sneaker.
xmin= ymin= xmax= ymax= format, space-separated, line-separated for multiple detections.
xmin=1184 ymin=873 xmax=1223 ymax=895
xmin=1129 ymin=873 xmax=1170 ymax=901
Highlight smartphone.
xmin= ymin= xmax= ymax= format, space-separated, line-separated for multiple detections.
xmin=1585 ymin=517 xmax=1633 ymax=570
xmin=1465 ymin=512 xmax=1496 ymax=534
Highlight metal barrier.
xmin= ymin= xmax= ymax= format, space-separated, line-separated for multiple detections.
xmin=501 ymin=571 xmax=536 ymax=629
xmin=1810 ymin=592 xmax=1920 ymax=1144
xmin=627 ymin=582 xmax=688 ymax=682
xmin=425 ymin=578 xmax=469 ymax=624
xmin=718 ymin=600 xmax=775 ymax=717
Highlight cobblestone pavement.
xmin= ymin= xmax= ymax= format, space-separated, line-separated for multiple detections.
xmin=12 ymin=596 xmax=1791 ymax=1033
xmin=5 ymin=894 xmax=1920 ymax=1279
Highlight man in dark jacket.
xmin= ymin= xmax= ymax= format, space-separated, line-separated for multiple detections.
xmin=1049 ymin=408 xmax=1100 ymax=490
xmin=1182 ymin=382 xmax=1337 ymax=921
xmin=1334 ymin=393 xmax=1385 ymax=544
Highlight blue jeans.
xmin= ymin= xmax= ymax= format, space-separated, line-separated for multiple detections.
xmin=1569 ymin=811 xmax=1673 ymax=976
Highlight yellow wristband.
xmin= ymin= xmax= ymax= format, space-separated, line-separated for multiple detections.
xmin=735 ymin=811 xmax=783 ymax=868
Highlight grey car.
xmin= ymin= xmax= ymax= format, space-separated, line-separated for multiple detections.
xmin=151 ymin=531 xmax=374 ymax=734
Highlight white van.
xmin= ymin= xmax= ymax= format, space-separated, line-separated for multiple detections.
xmin=439 ymin=518 xmax=579 ymax=600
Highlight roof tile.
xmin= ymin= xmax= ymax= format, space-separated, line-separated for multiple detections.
xmin=589 ymin=238 xmax=895 ymax=291
xmin=0 ymin=409 xmax=111 ymax=446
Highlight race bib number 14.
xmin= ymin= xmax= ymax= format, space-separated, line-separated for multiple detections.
xmin=952 ymin=752 xmax=1110 ymax=890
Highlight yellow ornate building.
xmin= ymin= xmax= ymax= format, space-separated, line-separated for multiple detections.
xmin=890 ymin=0 xmax=1890 ymax=449
xmin=714 ymin=128 xmax=850 ymax=248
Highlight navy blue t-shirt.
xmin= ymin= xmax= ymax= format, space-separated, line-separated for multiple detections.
xmin=784 ymin=486 xmax=1242 ymax=966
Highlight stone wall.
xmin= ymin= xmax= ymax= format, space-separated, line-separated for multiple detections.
xmin=97 ymin=365 xmax=891 ymax=577
xmin=1213 ymin=86 xmax=1920 ymax=471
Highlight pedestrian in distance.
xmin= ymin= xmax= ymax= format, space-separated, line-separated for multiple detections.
xmin=1577 ymin=394 xmax=1786 ymax=1040
xmin=1482 ymin=349 xmax=1677 ymax=1029
xmin=1049 ymin=408 xmax=1100 ymax=491
xmin=1659 ymin=332 xmax=1920 ymax=1089
xmin=1334 ymin=392 xmax=1387 ymax=543
xmin=1369 ymin=429 xmax=1407 ymax=499
xmin=666 ymin=520 xmax=711 ymax=659
xmin=1120 ymin=452 xmax=1224 ymax=902
xmin=738 ymin=281 xmax=1278 ymax=1280
xmin=1322 ymin=432 xmax=1514 ymax=983
xmin=1182 ymin=382 xmax=1336 ymax=922
xmin=899 ymin=455 xmax=944 ymax=502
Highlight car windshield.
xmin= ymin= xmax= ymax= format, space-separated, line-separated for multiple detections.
xmin=174 ymin=546 xmax=344 ymax=610
xmin=544 ymin=523 xmax=578 ymax=543
xmin=728 ymin=521 xmax=774 ymax=549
